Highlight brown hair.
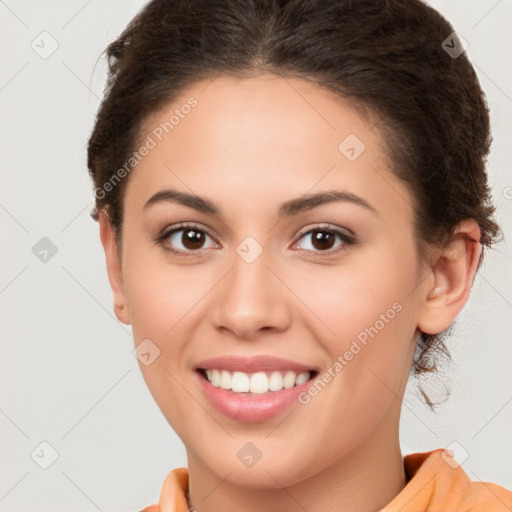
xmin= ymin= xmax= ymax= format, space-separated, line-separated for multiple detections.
xmin=87 ymin=0 xmax=501 ymax=406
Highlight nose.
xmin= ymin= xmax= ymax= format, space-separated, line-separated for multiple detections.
xmin=210 ymin=247 xmax=292 ymax=341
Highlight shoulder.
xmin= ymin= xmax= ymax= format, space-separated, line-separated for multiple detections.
xmin=460 ymin=479 xmax=512 ymax=512
xmin=139 ymin=467 xmax=190 ymax=512
xmin=387 ymin=449 xmax=512 ymax=512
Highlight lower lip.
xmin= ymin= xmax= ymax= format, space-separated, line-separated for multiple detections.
xmin=196 ymin=371 xmax=314 ymax=423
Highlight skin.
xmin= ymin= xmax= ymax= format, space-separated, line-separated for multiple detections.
xmin=99 ymin=73 xmax=482 ymax=512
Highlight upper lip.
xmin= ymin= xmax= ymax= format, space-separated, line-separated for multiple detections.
xmin=195 ymin=355 xmax=317 ymax=373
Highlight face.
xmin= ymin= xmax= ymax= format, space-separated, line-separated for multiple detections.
xmin=107 ymin=73 xmax=432 ymax=488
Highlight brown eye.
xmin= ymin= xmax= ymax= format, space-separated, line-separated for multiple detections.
xmin=157 ymin=223 xmax=218 ymax=255
xmin=180 ymin=228 xmax=206 ymax=250
xmin=293 ymin=226 xmax=355 ymax=255
xmin=310 ymin=231 xmax=336 ymax=251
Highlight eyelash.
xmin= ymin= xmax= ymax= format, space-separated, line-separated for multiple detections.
xmin=153 ymin=222 xmax=357 ymax=258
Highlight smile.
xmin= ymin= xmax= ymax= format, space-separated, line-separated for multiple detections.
xmin=194 ymin=355 xmax=319 ymax=422
xmin=201 ymin=369 xmax=313 ymax=394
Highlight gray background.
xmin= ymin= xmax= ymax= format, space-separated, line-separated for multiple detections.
xmin=1 ymin=0 xmax=511 ymax=510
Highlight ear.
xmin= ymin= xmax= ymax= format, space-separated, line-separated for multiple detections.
xmin=417 ymin=219 xmax=482 ymax=335
xmin=98 ymin=209 xmax=131 ymax=325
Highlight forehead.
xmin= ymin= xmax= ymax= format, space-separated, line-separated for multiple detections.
xmin=141 ymin=72 xmax=378 ymax=160
xmin=125 ymin=73 xmax=412 ymax=224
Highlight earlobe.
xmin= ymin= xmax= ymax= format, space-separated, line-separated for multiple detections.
xmin=98 ymin=210 xmax=131 ymax=325
xmin=417 ymin=219 xmax=482 ymax=335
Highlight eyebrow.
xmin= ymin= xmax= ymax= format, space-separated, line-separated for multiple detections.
xmin=143 ymin=188 xmax=378 ymax=218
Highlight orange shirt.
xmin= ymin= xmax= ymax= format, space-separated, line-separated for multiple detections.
xmin=140 ymin=449 xmax=512 ymax=512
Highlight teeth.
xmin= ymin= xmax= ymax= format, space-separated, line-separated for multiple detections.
xmin=232 ymin=371 xmax=250 ymax=392
xmin=205 ymin=369 xmax=220 ymax=387
xmin=220 ymin=370 xmax=232 ymax=390
xmin=203 ymin=369 xmax=311 ymax=393
xmin=283 ymin=371 xmax=296 ymax=389
xmin=269 ymin=371 xmax=284 ymax=391
xmin=295 ymin=371 xmax=309 ymax=385
xmin=250 ymin=372 xmax=268 ymax=393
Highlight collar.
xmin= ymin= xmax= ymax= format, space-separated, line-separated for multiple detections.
xmin=145 ymin=449 xmax=512 ymax=512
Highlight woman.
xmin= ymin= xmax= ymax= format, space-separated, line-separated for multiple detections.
xmin=87 ymin=0 xmax=512 ymax=510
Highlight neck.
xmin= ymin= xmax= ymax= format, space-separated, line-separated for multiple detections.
xmin=186 ymin=425 xmax=406 ymax=512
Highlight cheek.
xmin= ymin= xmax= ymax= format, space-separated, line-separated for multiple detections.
xmin=123 ymin=258 xmax=198 ymax=433
xmin=291 ymin=251 xmax=417 ymax=344
xmin=292 ymin=247 xmax=419 ymax=401
xmin=124 ymin=250 xmax=210 ymax=343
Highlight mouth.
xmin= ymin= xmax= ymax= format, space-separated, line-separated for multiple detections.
xmin=193 ymin=356 xmax=320 ymax=422
xmin=196 ymin=368 xmax=318 ymax=394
